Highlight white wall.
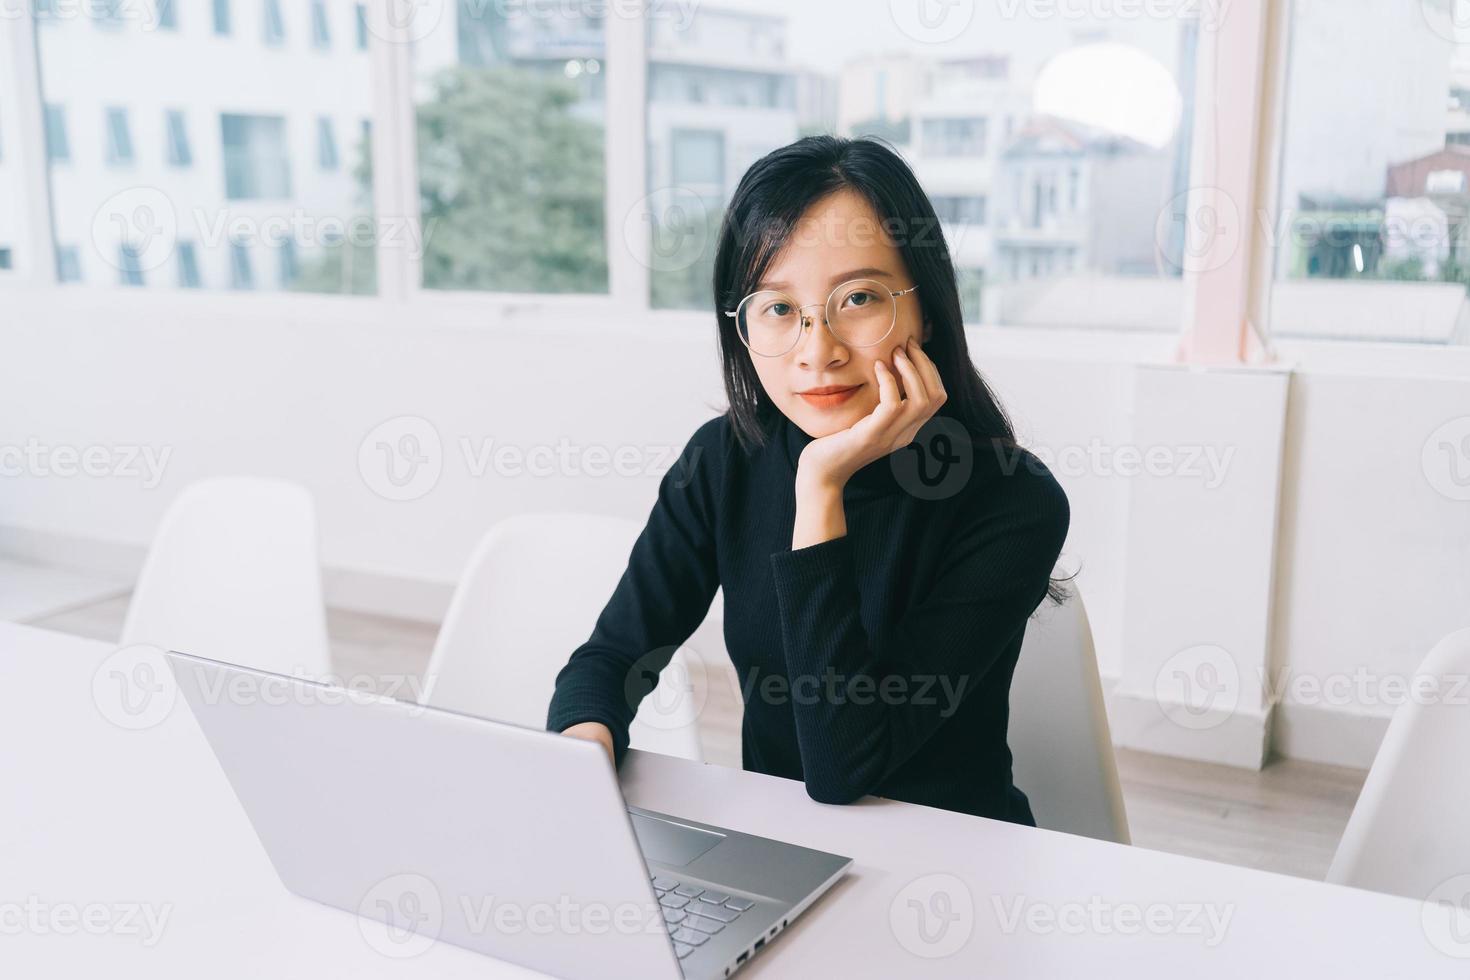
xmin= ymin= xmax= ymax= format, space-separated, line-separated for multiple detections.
xmin=3 ymin=287 xmax=1468 ymax=769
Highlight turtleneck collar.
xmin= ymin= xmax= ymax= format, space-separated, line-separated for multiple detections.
xmin=778 ymin=401 xmax=966 ymax=500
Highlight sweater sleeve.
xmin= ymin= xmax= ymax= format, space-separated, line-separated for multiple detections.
xmin=767 ymin=458 xmax=1069 ymax=804
xmin=545 ymin=418 xmax=723 ymax=767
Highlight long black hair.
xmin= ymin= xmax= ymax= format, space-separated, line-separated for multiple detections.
xmin=710 ymin=134 xmax=1070 ymax=604
xmin=712 ymin=134 xmax=1015 ymax=453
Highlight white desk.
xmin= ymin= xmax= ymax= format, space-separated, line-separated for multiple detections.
xmin=2 ymin=621 xmax=1459 ymax=977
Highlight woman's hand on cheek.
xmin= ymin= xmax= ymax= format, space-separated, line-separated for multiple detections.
xmin=795 ymin=336 xmax=948 ymax=492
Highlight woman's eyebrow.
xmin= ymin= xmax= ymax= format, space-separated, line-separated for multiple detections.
xmin=757 ymin=267 xmax=895 ymax=291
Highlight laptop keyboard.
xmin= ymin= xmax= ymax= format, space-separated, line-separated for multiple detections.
xmin=649 ymin=874 xmax=757 ymax=960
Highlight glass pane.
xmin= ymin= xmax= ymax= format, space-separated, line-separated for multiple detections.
xmin=644 ymin=2 xmax=1196 ymax=331
xmin=34 ymin=0 xmax=377 ymax=294
xmin=412 ymin=4 xmax=608 ymax=293
xmin=1272 ymin=0 xmax=1470 ymax=345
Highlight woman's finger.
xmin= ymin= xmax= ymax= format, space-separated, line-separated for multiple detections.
xmin=891 ymin=347 xmax=930 ymax=429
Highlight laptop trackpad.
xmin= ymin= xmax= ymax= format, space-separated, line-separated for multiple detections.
xmin=627 ymin=811 xmax=724 ymax=867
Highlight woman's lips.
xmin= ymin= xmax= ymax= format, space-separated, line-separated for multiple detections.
xmin=796 ymin=384 xmax=862 ymax=409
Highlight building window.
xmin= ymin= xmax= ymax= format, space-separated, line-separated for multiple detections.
xmin=156 ymin=0 xmax=177 ymax=30
xmin=932 ymin=195 xmax=988 ymax=226
xmin=165 ymin=110 xmax=191 ymax=166
xmin=119 ymin=243 xmax=145 ymax=286
xmin=670 ymin=129 xmax=724 ymax=190
xmin=0 ymin=248 xmax=12 ymax=271
xmin=221 ymin=113 xmax=291 ymax=200
xmin=177 ymin=242 xmax=201 ymax=288
xmin=56 ymin=246 xmax=82 ymax=282
xmin=317 ymin=117 xmax=338 ymax=170
xmin=921 ymin=117 xmax=988 ymax=158
xmin=44 ymin=104 xmax=69 ymax=163
xmin=263 ymin=0 xmax=284 ymax=46
xmin=212 ymin=0 xmax=229 ymax=36
xmin=311 ymin=0 xmax=330 ymax=48
xmin=355 ymin=4 xmax=367 ymax=50
xmin=229 ymin=239 xmax=254 ymax=289
xmin=104 ymin=107 xmax=134 ymax=166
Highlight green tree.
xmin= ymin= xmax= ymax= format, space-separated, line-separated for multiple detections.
xmin=416 ymin=66 xmax=607 ymax=293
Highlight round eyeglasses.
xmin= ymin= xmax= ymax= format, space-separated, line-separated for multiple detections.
xmin=723 ymin=279 xmax=919 ymax=358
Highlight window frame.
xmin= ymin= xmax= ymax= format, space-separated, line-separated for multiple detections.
xmin=0 ymin=0 xmax=1438 ymax=370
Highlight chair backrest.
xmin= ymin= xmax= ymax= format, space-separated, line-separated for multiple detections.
xmin=421 ymin=513 xmax=717 ymax=762
xmin=120 ymin=477 xmax=330 ymax=679
xmin=1327 ymin=626 xmax=1470 ymax=900
xmin=1009 ymin=575 xmax=1131 ymax=844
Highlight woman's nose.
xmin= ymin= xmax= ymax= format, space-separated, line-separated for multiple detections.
xmin=795 ymin=311 xmax=845 ymax=367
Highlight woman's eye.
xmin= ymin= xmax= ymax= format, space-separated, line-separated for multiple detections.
xmin=845 ymin=291 xmax=876 ymax=307
xmin=768 ymin=303 xmax=792 ymax=317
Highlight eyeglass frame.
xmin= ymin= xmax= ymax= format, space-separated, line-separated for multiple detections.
xmin=722 ymin=279 xmax=920 ymax=358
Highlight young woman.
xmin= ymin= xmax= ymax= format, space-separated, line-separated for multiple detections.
xmin=547 ymin=135 xmax=1069 ymax=826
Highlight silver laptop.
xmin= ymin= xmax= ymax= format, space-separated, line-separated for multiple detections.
xmin=165 ymin=650 xmax=851 ymax=980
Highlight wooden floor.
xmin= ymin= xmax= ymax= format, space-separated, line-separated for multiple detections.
xmin=30 ymin=595 xmax=1368 ymax=882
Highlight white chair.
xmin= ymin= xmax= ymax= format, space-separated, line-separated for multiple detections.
xmin=420 ymin=513 xmax=717 ymax=762
xmin=1009 ymin=571 xmax=1131 ymax=844
xmin=1326 ymin=626 xmax=1470 ymax=900
xmin=121 ymin=477 xmax=331 ymax=678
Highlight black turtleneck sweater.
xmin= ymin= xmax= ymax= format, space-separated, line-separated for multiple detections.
xmin=545 ymin=403 xmax=1070 ymax=824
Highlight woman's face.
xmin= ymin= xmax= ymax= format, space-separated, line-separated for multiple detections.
xmin=743 ymin=188 xmax=926 ymax=439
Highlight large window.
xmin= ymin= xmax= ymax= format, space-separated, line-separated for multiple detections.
xmin=33 ymin=1 xmax=377 ymax=294
xmin=642 ymin=1 xmax=1195 ymax=328
xmin=1271 ymin=0 xmax=1470 ymax=345
xmin=411 ymin=4 xmax=608 ymax=293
